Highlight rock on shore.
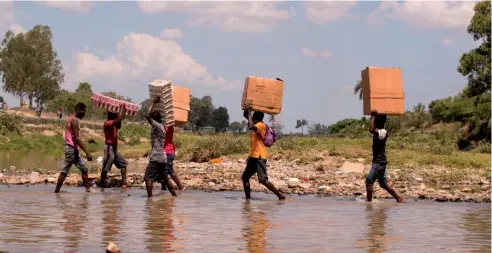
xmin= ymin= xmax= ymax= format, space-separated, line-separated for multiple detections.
xmin=0 ymin=155 xmax=490 ymax=203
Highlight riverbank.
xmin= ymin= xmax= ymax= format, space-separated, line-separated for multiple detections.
xmin=1 ymin=155 xmax=490 ymax=203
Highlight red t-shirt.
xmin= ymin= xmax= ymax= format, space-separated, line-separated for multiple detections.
xmin=164 ymin=126 xmax=175 ymax=154
xmin=104 ymin=120 xmax=118 ymax=145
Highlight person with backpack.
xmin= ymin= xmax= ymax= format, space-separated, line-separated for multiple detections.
xmin=242 ymin=109 xmax=285 ymax=200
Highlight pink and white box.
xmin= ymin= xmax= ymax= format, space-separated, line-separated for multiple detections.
xmin=91 ymin=93 xmax=139 ymax=116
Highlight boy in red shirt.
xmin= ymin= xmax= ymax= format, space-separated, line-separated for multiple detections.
xmin=160 ymin=125 xmax=185 ymax=192
xmin=100 ymin=104 xmax=128 ymax=188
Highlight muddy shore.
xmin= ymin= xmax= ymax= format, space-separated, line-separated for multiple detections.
xmin=0 ymin=155 xmax=490 ymax=203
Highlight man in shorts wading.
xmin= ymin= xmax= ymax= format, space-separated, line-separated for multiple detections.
xmin=242 ymin=109 xmax=285 ymax=200
xmin=144 ymin=96 xmax=176 ymax=198
xmin=54 ymin=103 xmax=93 ymax=193
xmin=160 ymin=125 xmax=185 ymax=192
xmin=99 ymin=104 xmax=128 ymax=188
xmin=365 ymin=111 xmax=404 ymax=203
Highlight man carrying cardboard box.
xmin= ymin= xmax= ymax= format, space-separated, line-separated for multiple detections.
xmin=365 ymin=111 xmax=404 ymax=203
xmin=242 ymin=108 xmax=286 ymax=201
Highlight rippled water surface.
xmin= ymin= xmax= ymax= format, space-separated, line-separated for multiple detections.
xmin=0 ymin=185 xmax=490 ymax=253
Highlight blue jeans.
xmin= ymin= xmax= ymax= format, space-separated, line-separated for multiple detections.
xmin=365 ymin=163 xmax=389 ymax=189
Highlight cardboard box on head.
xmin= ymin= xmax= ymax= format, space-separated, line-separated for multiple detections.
xmin=361 ymin=67 xmax=404 ymax=116
xmin=241 ymin=76 xmax=284 ymax=115
xmin=148 ymin=79 xmax=190 ymax=127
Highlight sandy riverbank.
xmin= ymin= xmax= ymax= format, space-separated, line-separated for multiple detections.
xmin=0 ymin=154 xmax=490 ymax=203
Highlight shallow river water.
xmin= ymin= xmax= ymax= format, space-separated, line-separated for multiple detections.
xmin=0 ymin=185 xmax=490 ymax=253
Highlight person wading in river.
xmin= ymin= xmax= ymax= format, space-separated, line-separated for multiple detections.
xmin=242 ymin=109 xmax=285 ymax=200
xmin=54 ymin=103 xmax=93 ymax=193
xmin=99 ymin=104 xmax=128 ymax=188
xmin=365 ymin=111 xmax=404 ymax=203
xmin=160 ymin=125 xmax=186 ymax=192
xmin=144 ymin=96 xmax=176 ymax=198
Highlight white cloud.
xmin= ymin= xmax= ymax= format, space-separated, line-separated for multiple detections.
xmin=304 ymin=1 xmax=358 ymax=24
xmin=368 ymin=1 xmax=476 ymax=29
xmin=40 ymin=1 xmax=93 ymax=13
xmin=442 ymin=38 xmax=453 ymax=46
xmin=301 ymin=48 xmax=333 ymax=59
xmin=137 ymin=1 xmax=295 ymax=33
xmin=0 ymin=1 xmax=25 ymax=35
xmin=69 ymin=32 xmax=241 ymax=90
xmin=160 ymin=28 xmax=183 ymax=39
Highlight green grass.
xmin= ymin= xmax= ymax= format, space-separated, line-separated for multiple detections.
xmin=0 ymin=122 xmax=489 ymax=171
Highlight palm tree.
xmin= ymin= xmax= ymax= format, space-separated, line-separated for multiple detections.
xmin=295 ymin=119 xmax=309 ymax=135
xmin=354 ymin=80 xmax=363 ymax=100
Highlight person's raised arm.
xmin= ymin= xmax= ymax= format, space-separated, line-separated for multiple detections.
xmin=369 ymin=111 xmax=378 ymax=136
xmin=247 ymin=111 xmax=258 ymax=132
xmin=243 ymin=109 xmax=249 ymax=120
xmin=145 ymin=97 xmax=160 ymax=124
xmin=112 ymin=103 xmax=127 ymax=125
xmin=71 ymin=118 xmax=92 ymax=161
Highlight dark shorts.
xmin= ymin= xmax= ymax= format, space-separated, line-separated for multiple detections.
xmin=242 ymin=157 xmax=268 ymax=183
xmin=365 ymin=163 xmax=389 ymax=189
xmin=165 ymin=153 xmax=175 ymax=175
xmin=102 ymin=144 xmax=127 ymax=172
xmin=144 ymin=162 xmax=168 ymax=182
xmin=61 ymin=144 xmax=87 ymax=174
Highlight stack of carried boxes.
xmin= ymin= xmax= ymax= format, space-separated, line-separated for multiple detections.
xmin=148 ymin=79 xmax=191 ymax=127
xmin=91 ymin=93 xmax=139 ymax=116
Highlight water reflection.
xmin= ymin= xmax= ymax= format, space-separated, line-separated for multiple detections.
xmin=145 ymin=197 xmax=176 ymax=253
xmin=462 ymin=206 xmax=492 ymax=253
xmin=357 ymin=203 xmax=400 ymax=253
xmin=57 ymin=194 xmax=89 ymax=251
xmin=242 ymin=201 xmax=271 ymax=253
xmin=101 ymin=191 xmax=123 ymax=245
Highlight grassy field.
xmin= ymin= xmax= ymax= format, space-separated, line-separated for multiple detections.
xmin=2 ymin=123 xmax=489 ymax=170
xmin=0 ymin=110 xmax=489 ymax=175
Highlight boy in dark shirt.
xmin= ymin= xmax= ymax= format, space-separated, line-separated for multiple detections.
xmin=365 ymin=111 xmax=404 ymax=203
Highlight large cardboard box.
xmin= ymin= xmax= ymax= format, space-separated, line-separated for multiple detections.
xmin=361 ymin=67 xmax=404 ymax=116
xmin=171 ymin=85 xmax=190 ymax=127
xmin=148 ymin=80 xmax=190 ymax=127
xmin=241 ymin=76 xmax=284 ymax=115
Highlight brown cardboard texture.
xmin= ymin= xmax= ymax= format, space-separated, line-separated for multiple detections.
xmin=241 ymin=76 xmax=284 ymax=115
xmin=361 ymin=67 xmax=404 ymax=116
xmin=172 ymin=85 xmax=190 ymax=124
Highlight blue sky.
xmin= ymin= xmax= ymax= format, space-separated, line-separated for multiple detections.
xmin=0 ymin=1 xmax=479 ymax=132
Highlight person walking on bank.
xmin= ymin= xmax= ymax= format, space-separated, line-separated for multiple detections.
xmin=100 ymin=104 xmax=128 ymax=188
xmin=144 ymin=96 xmax=176 ymax=198
xmin=54 ymin=103 xmax=93 ymax=193
xmin=241 ymin=109 xmax=285 ymax=201
xmin=365 ymin=111 xmax=404 ymax=203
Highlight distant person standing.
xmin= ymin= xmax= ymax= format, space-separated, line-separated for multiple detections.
xmin=365 ymin=111 xmax=404 ymax=203
xmin=99 ymin=104 xmax=128 ymax=188
xmin=160 ymin=125 xmax=185 ymax=192
xmin=54 ymin=103 xmax=93 ymax=193
xmin=57 ymin=108 xmax=63 ymax=119
xmin=35 ymin=104 xmax=43 ymax=117
xmin=144 ymin=96 xmax=176 ymax=198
